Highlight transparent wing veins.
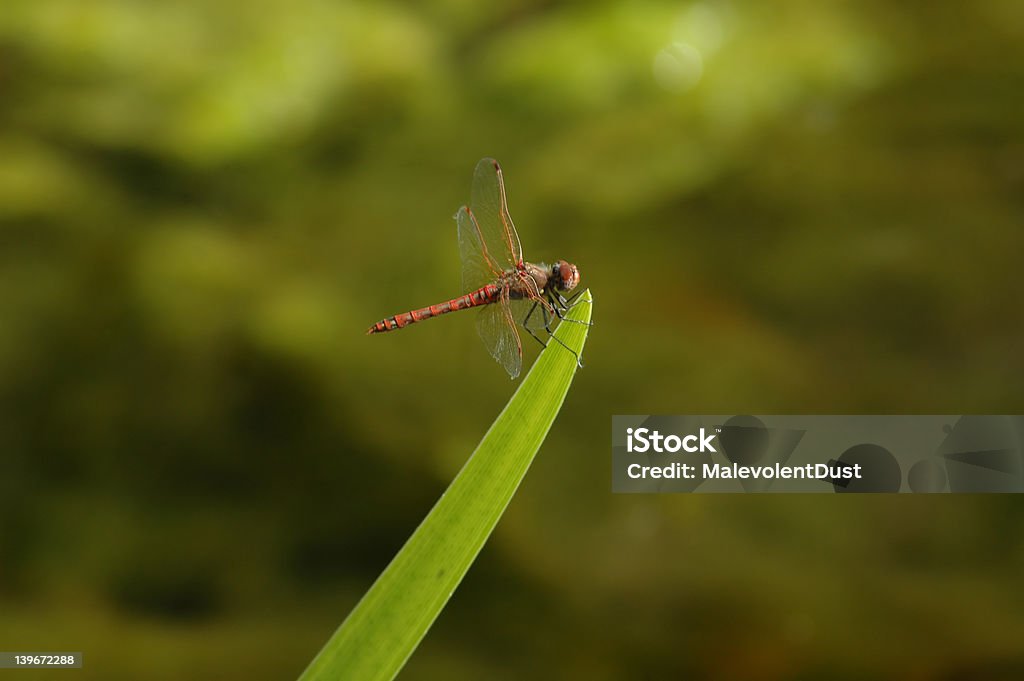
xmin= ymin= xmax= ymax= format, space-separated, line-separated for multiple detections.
xmin=475 ymin=288 xmax=522 ymax=380
xmin=470 ymin=158 xmax=523 ymax=269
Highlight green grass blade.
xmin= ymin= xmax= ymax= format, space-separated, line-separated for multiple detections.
xmin=298 ymin=290 xmax=593 ymax=681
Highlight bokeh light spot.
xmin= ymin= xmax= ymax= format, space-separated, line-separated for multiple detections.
xmin=653 ymin=41 xmax=703 ymax=93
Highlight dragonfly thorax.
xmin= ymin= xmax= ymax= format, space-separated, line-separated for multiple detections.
xmin=511 ymin=260 xmax=580 ymax=297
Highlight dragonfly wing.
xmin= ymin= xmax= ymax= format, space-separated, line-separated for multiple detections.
xmin=456 ymin=205 xmax=502 ymax=293
xmin=476 ymin=290 xmax=522 ymax=380
xmin=470 ymin=158 xmax=523 ymax=267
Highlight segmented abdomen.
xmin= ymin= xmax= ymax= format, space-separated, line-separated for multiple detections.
xmin=367 ymin=284 xmax=499 ymax=334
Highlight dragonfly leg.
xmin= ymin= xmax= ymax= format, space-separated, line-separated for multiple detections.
xmin=538 ymin=299 xmax=584 ymax=368
xmin=522 ymin=300 xmax=549 ymax=350
xmin=549 ymin=291 xmax=594 ymax=327
xmin=561 ymin=289 xmax=589 ymax=308
xmin=548 ymin=329 xmax=584 ymax=368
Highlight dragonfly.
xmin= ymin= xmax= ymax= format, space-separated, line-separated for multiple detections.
xmin=367 ymin=157 xmax=589 ymax=379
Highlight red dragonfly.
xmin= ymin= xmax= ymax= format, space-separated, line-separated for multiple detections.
xmin=368 ymin=158 xmax=588 ymax=379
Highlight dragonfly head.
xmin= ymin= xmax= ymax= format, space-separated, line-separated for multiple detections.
xmin=552 ymin=260 xmax=580 ymax=292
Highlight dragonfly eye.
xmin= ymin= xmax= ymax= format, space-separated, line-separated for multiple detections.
xmin=555 ymin=260 xmax=580 ymax=291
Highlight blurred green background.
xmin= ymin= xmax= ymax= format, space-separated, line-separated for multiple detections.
xmin=2 ymin=0 xmax=1024 ymax=679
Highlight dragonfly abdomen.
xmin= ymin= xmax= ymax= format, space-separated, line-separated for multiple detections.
xmin=367 ymin=284 xmax=500 ymax=334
